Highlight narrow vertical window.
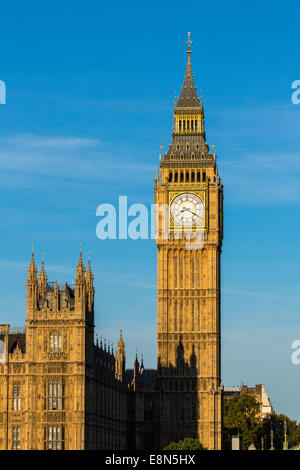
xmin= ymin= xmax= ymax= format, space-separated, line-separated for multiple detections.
xmin=12 ymin=427 xmax=20 ymax=450
xmin=191 ymin=302 xmax=194 ymax=331
xmin=180 ymin=301 xmax=183 ymax=331
xmin=46 ymin=380 xmax=64 ymax=410
xmin=173 ymin=255 xmax=177 ymax=288
xmin=180 ymin=255 xmax=183 ymax=288
xmin=13 ymin=381 xmax=21 ymax=411
xmin=174 ymin=301 xmax=177 ymax=331
xmin=50 ymin=332 xmax=62 ymax=353
xmin=191 ymin=256 xmax=194 ymax=287
xmin=45 ymin=426 xmax=65 ymax=450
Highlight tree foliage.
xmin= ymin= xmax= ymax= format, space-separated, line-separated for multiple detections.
xmin=163 ymin=438 xmax=206 ymax=450
xmin=223 ymin=393 xmax=261 ymax=449
xmin=224 ymin=393 xmax=300 ymax=450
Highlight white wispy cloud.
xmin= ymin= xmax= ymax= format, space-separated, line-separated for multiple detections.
xmin=0 ymin=258 xmax=73 ymax=275
xmin=0 ymin=134 xmax=156 ymax=187
xmin=220 ymin=151 xmax=300 ymax=204
xmin=223 ymin=287 xmax=300 ymax=303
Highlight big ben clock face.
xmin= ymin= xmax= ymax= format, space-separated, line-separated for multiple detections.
xmin=170 ymin=192 xmax=204 ymax=227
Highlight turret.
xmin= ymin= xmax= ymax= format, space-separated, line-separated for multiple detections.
xmin=26 ymin=246 xmax=38 ymax=319
xmin=37 ymin=254 xmax=47 ymax=301
xmin=131 ymin=351 xmax=141 ymax=391
xmin=115 ymin=327 xmax=126 ymax=382
xmin=85 ymin=254 xmax=94 ymax=313
xmin=53 ymin=279 xmax=59 ymax=311
xmin=75 ymin=246 xmax=86 ymax=314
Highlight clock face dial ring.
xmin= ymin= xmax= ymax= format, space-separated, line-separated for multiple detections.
xmin=170 ymin=192 xmax=204 ymax=227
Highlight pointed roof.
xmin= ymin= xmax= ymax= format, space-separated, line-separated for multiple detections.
xmin=175 ymin=32 xmax=202 ymax=110
xmin=38 ymin=254 xmax=47 ymax=284
xmin=75 ymin=244 xmax=85 ymax=278
xmin=118 ymin=327 xmax=125 ymax=350
xmin=28 ymin=245 xmax=37 ymax=279
xmin=85 ymin=254 xmax=94 ymax=282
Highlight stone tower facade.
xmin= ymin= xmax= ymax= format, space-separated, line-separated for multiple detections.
xmin=0 ymin=249 xmax=127 ymax=450
xmin=155 ymin=35 xmax=223 ymax=450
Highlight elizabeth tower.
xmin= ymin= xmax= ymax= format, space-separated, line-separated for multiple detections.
xmin=155 ymin=35 xmax=223 ymax=450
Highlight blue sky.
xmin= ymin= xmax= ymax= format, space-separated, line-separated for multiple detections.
xmin=0 ymin=0 xmax=300 ymax=420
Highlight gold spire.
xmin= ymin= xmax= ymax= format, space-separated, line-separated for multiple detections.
xmin=38 ymin=252 xmax=47 ymax=285
xmin=28 ymin=244 xmax=37 ymax=279
xmin=175 ymin=32 xmax=201 ymax=109
xmin=76 ymin=243 xmax=85 ymax=277
xmin=86 ymin=251 xmax=94 ymax=283
xmin=118 ymin=326 xmax=125 ymax=349
xmin=186 ymin=31 xmax=192 ymax=65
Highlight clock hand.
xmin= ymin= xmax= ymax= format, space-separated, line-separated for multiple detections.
xmin=181 ymin=207 xmax=200 ymax=218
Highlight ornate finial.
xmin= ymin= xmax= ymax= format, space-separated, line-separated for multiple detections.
xmin=87 ymin=251 xmax=91 ymax=270
xmin=31 ymin=243 xmax=34 ymax=255
xmin=186 ymin=32 xmax=192 ymax=51
xmin=186 ymin=32 xmax=192 ymax=65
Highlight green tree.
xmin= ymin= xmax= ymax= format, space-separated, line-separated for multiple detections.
xmin=163 ymin=438 xmax=206 ymax=450
xmin=223 ymin=393 xmax=261 ymax=449
xmin=256 ymin=413 xmax=300 ymax=450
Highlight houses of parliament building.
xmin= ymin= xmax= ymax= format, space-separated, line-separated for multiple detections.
xmin=0 ymin=36 xmax=223 ymax=450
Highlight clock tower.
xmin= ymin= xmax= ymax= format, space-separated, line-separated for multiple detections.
xmin=155 ymin=34 xmax=223 ymax=450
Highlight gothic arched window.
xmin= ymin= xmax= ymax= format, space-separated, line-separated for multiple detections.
xmin=45 ymin=379 xmax=65 ymax=410
xmin=49 ymin=331 xmax=61 ymax=353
